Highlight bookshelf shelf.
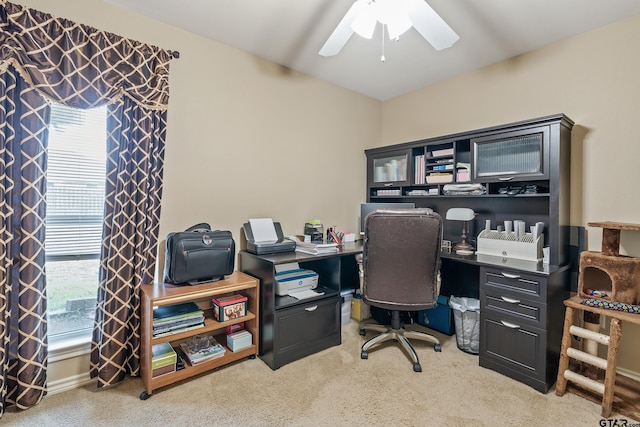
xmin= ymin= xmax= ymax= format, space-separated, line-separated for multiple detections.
xmin=140 ymin=271 xmax=259 ymax=399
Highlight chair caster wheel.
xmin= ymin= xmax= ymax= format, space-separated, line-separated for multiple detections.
xmin=359 ymin=329 xmax=365 ymax=336
xmin=434 ymin=344 xmax=442 ymax=352
xmin=139 ymin=390 xmax=150 ymax=400
xmin=361 ymin=351 xmax=368 ymax=359
xmin=413 ymin=363 xmax=422 ymax=372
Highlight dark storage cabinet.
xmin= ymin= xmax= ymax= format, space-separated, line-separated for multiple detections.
xmin=273 ymin=297 xmax=340 ymax=369
xmin=365 ymin=114 xmax=573 ymax=267
xmin=239 ymin=245 xmax=361 ymax=370
xmin=366 ymin=114 xmax=573 ymax=392
xmin=471 ymin=125 xmax=550 ymax=182
xmin=479 ymin=265 xmax=568 ymax=392
xmin=367 ymin=149 xmax=411 ymax=189
xmin=481 ymin=312 xmax=547 ymax=383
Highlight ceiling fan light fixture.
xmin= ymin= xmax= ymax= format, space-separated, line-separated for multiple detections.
xmin=350 ymin=5 xmax=377 ymax=39
xmin=386 ymin=13 xmax=412 ymax=39
xmin=319 ymin=0 xmax=458 ymax=58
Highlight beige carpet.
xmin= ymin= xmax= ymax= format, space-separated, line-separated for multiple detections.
xmin=2 ymin=320 xmax=627 ymax=426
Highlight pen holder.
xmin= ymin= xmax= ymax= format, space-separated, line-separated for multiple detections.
xmin=476 ymin=229 xmax=543 ymax=262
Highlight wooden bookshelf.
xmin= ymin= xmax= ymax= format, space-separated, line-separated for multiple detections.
xmin=139 ymin=271 xmax=259 ymax=399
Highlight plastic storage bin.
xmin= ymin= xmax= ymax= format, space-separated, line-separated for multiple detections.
xmin=340 ymin=289 xmax=353 ymax=325
xmin=449 ymin=296 xmax=480 ymax=354
xmin=417 ymin=295 xmax=455 ymax=335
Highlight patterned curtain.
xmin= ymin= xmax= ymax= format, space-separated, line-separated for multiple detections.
xmin=92 ymin=97 xmax=166 ymax=387
xmin=0 ymin=1 xmax=173 ymax=413
xmin=0 ymin=63 xmax=49 ymax=414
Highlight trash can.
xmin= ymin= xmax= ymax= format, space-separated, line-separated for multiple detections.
xmin=449 ymin=296 xmax=480 ymax=354
xmin=340 ymin=289 xmax=354 ymax=325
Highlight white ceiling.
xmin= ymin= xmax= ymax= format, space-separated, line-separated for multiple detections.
xmin=104 ymin=0 xmax=640 ymax=100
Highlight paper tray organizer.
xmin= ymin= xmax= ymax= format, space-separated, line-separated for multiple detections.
xmin=475 ymin=230 xmax=543 ymax=262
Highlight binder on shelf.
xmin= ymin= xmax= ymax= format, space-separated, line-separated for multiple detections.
xmin=414 ymin=154 xmax=425 ymax=184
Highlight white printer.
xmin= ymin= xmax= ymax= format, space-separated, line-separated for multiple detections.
xmin=274 ymin=263 xmax=318 ymax=296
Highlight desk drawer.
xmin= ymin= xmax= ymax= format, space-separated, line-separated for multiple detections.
xmin=273 ymin=296 xmax=340 ymax=368
xmin=481 ymin=267 xmax=546 ymax=298
xmin=479 ymin=312 xmax=546 ymax=384
xmin=480 ymin=288 xmax=546 ymax=329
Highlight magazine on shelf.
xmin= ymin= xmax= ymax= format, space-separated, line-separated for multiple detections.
xmin=153 ymin=301 xmax=203 ymax=323
xmin=152 ymin=301 xmax=205 ymax=337
xmin=179 ymin=336 xmax=226 ymax=365
xmin=153 ymin=313 xmax=205 ymax=329
xmin=153 ymin=320 xmax=205 ymax=338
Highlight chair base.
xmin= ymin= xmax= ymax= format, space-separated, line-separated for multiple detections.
xmin=359 ymin=315 xmax=441 ymax=372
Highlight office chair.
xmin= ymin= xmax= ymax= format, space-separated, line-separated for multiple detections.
xmin=359 ymin=208 xmax=442 ymax=372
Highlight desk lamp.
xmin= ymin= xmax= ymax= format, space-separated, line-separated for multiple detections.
xmin=446 ymin=208 xmax=476 ymax=253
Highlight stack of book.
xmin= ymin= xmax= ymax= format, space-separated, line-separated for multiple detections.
xmin=152 ymin=301 xmax=205 ymax=338
xmin=151 ymin=342 xmax=177 ymax=378
xmin=179 ymin=335 xmax=226 ymax=365
xmin=294 ymin=241 xmax=338 ymax=255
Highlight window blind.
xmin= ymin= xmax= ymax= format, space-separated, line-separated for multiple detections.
xmin=46 ymin=104 xmax=107 ymax=258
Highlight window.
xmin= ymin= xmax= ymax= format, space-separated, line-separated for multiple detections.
xmin=46 ymin=103 xmax=107 ymax=341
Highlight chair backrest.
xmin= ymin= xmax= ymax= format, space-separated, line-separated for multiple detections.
xmin=363 ymin=208 xmax=442 ymax=312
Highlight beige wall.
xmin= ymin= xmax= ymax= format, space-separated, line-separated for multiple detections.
xmin=381 ymin=15 xmax=640 ymax=376
xmin=19 ymin=0 xmax=379 ymax=388
xmin=21 ymin=0 xmax=380 ymax=243
xmin=15 ymin=0 xmax=640 ymax=386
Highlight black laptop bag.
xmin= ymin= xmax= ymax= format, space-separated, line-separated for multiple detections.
xmin=163 ymin=223 xmax=235 ymax=285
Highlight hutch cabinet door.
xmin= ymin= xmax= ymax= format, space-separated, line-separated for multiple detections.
xmin=367 ymin=149 xmax=411 ymax=191
xmin=471 ymin=125 xmax=550 ymax=182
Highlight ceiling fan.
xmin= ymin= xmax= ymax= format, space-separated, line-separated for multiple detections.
xmin=319 ymin=0 xmax=459 ymax=57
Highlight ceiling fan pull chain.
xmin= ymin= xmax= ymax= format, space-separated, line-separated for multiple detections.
xmin=381 ymin=23 xmax=386 ymax=62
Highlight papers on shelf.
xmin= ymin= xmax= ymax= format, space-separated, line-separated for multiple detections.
xmin=294 ymin=241 xmax=339 ymax=255
xmin=287 ymin=289 xmax=325 ymax=300
xmin=275 ymin=262 xmax=300 ymax=273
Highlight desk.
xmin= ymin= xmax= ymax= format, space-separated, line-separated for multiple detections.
xmin=239 ymin=242 xmax=362 ymax=370
xmin=241 ymin=243 xmax=568 ymax=391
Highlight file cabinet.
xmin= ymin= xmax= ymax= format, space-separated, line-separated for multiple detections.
xmin=479 ymin=265 xmax=569 ymax=392
xmin=239 ymin=244 xmax=361 ymax=370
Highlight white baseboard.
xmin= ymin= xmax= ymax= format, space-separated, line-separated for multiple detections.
xmin=48 ymin=372 xmax=95 ymax=395
xmin=617 ymin=367 xmax=640 ymax=383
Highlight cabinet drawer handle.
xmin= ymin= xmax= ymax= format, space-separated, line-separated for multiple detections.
xmin=500 ymin=320 xmax=520 ymax=329
xmin=501 ymin=272 xmax=520 ymax=279
xmin=498 ymin=176 xmax=514 ymax=181
xmin=383 ymin=183 xmax=393 ymax=187
xmin=305 ymin=305 xmax=318 ymax=312
xmin=501 ymin=296 xmax=520 ymax=304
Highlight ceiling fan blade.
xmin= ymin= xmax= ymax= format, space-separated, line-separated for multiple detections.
xmin=405 ymin=0 xmax=459 ymax=51
xmin=319 ymin=1 xmax=365 ymax=57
